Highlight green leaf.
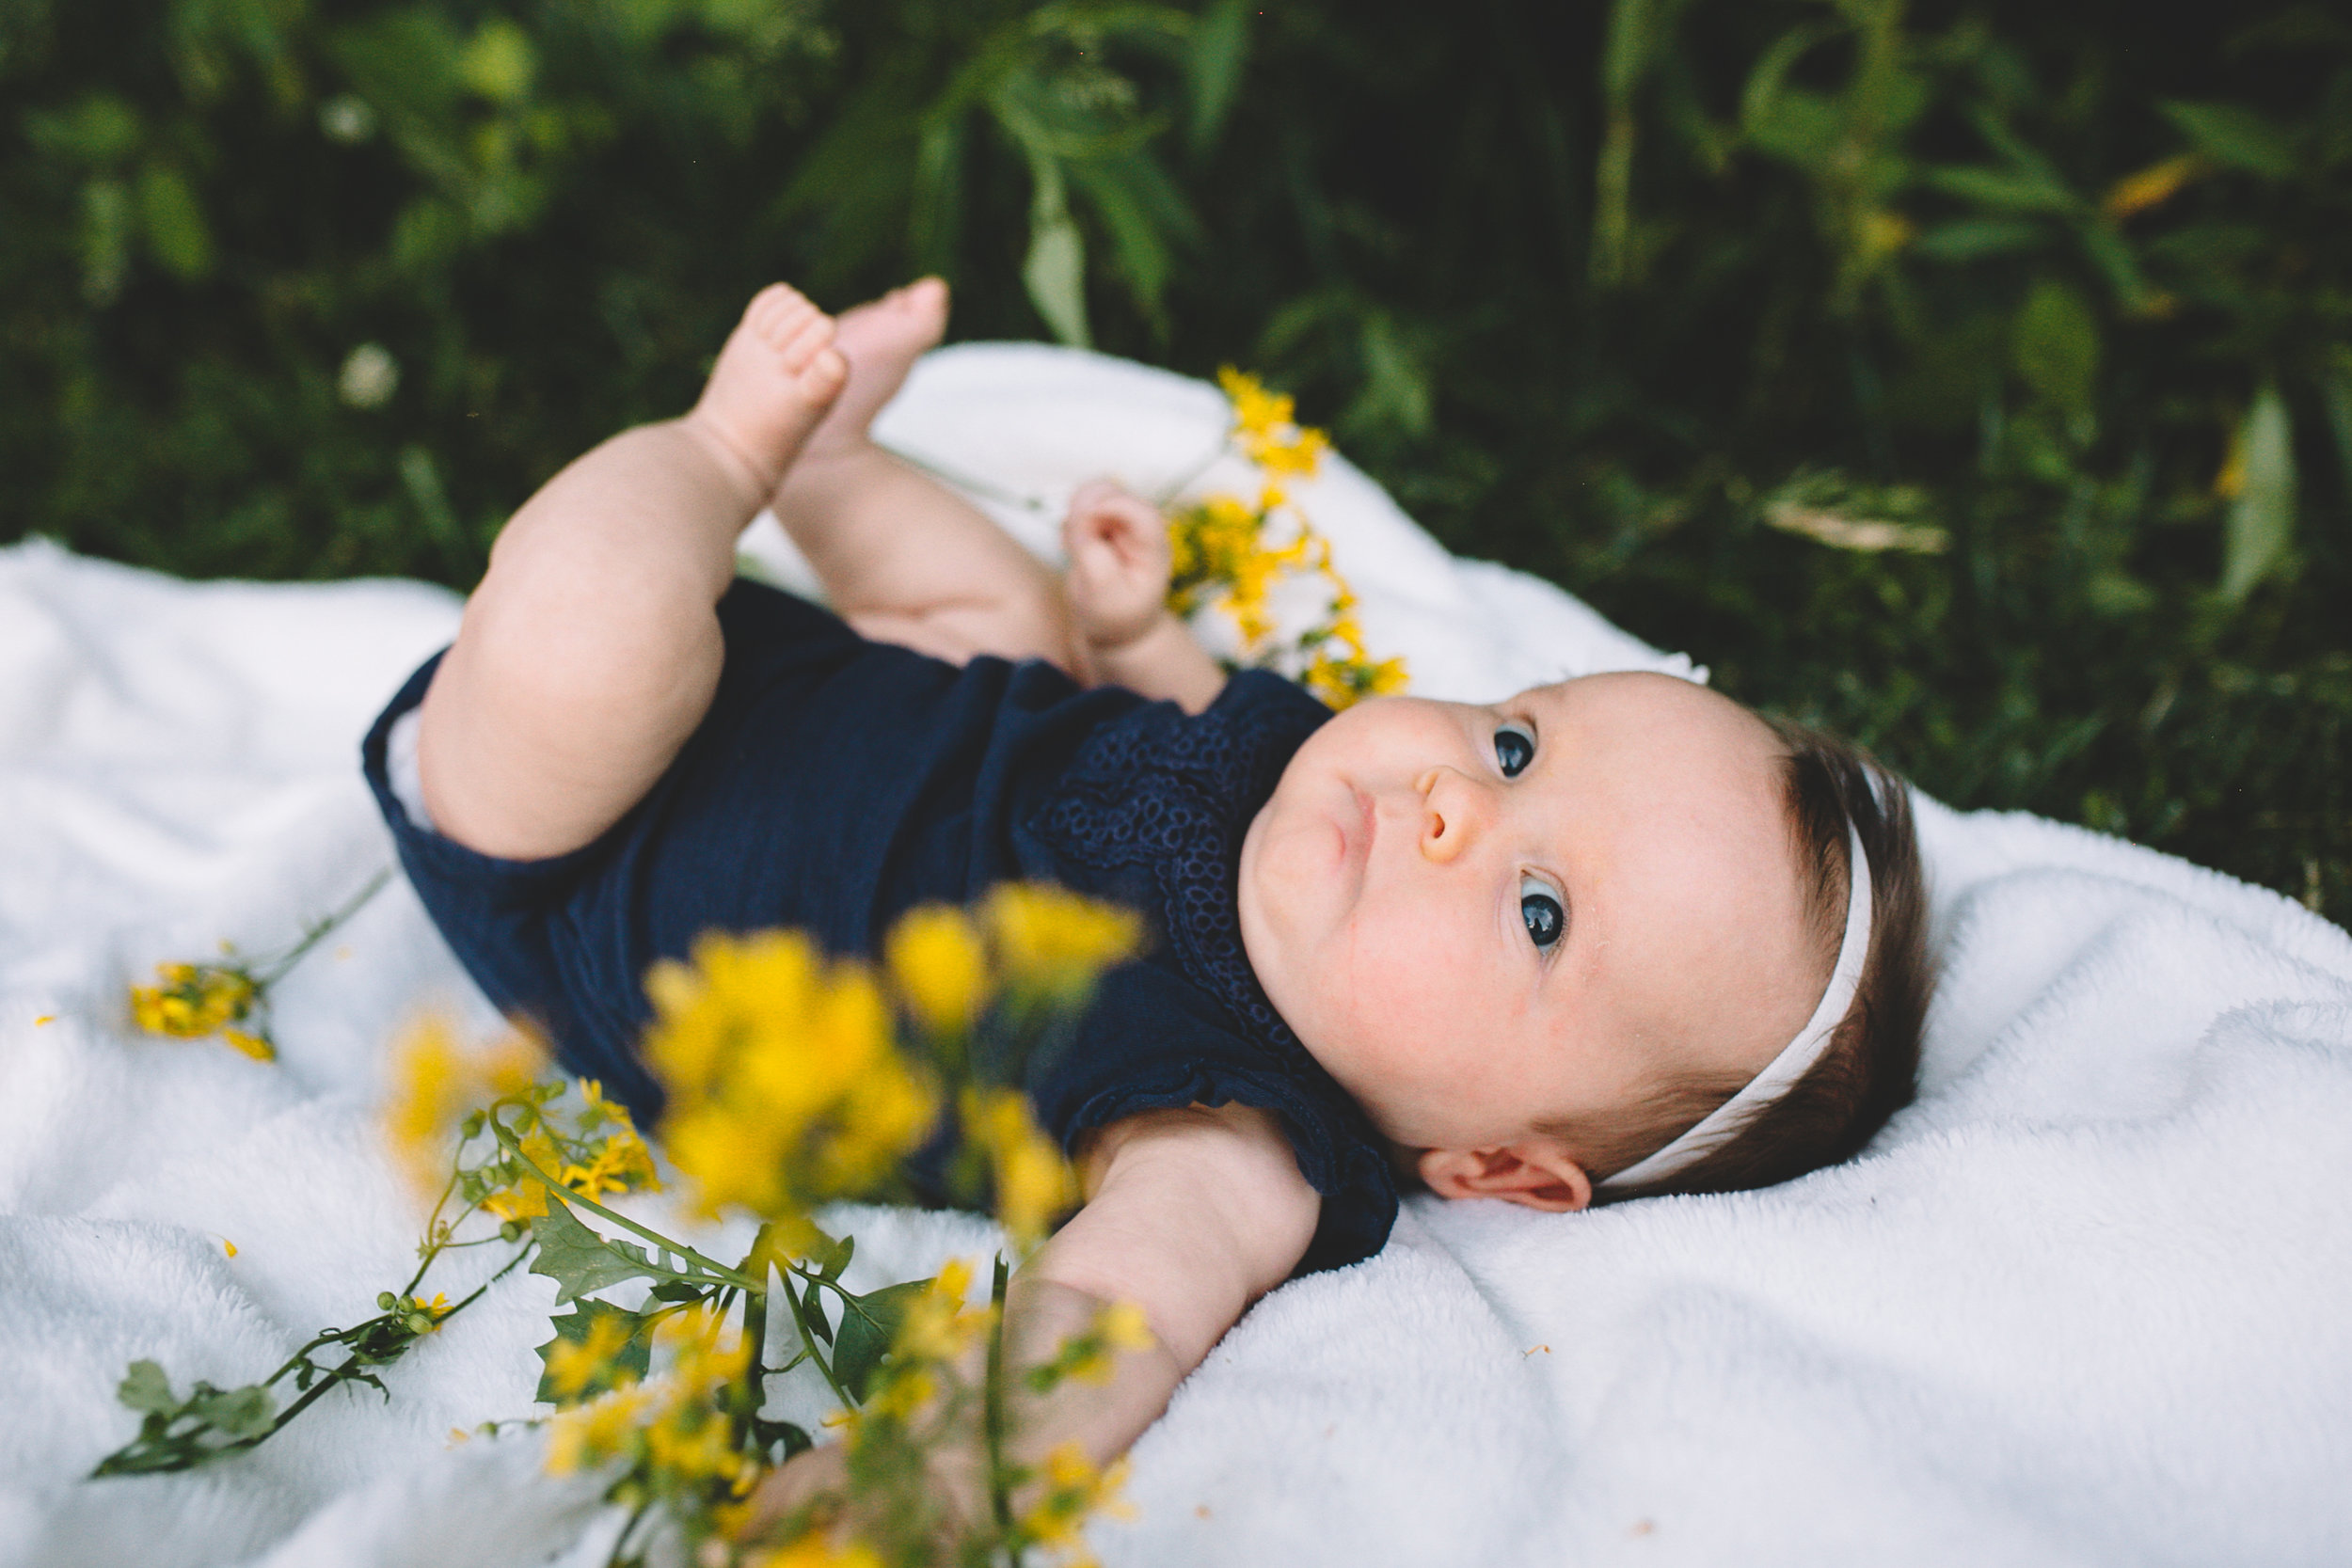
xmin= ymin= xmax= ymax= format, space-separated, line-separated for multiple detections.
xmin=529 ymin=1199 xmax=660 ymax=1305
xmin=2318 ymin=352 xmax=2352 ymax=497
xmin=2160 ymin=100 xmax=2298 ymax=180
xmin=754 ymin=1417 xmax=813 ymax=1463
xmin=2222 ymin=385 xmax=2296 ymax=602
xmin=2075 ymin=224 xmax=2157 ymax=314
xmin=24 ymin=94 xmax=143 ymax=166
xmin=1072 ymin=153 xmax=1187 ymax=324
xmin=2010 ymin=279 xmax=2100 ymax=419
xmin=803 ymin=1291 xmax=834 ymax=1345
xmin=533 ymin=1300 xmax=654 ymax=1405
xmin=1740 ymin=21 xmax=1836 ymax=154
xmin=1918 ymin=164 xmax=2076 ymax=214
xmin=813 ymin=1232 xmax=854 ymax=1281
xmin=190 ymin=1384 xmax=276 ymax=1441
xmin=833 ymin=1278 xmax=932 ymax=1404
xmin=118 ymin=1360 xmax=178 ymax=1416
xmin=1344 ymin=313 xmax=1434 ymax=439
xmin=458 ymin=19 xmax=535 ymax=103
xmin=1186 ymin=0 xmax=1249 ymax=155
xmin=1023 ymin=210 xmax=1089 ymax=348
xmin=137 ymin=166 xmax=215 ymax=282
xmin=1911 ymin=217 xmax=2044 ymax=262
xmin=910 ymin=115 xmax=966 ymax=276
xmin=1744 ymin=87 xmax=1841 ymax=168
xmin=648 ymin=1279 xmax=706 ymax=1303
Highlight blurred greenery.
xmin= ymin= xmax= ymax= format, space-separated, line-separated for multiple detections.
xmin=2 ymin=0 xmax=2345 ymax=926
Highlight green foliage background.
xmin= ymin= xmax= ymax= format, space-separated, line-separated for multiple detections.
xmin=4 ymin=0 xmax=2345 ymax=925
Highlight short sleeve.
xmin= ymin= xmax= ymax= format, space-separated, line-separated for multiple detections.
xmin=1025 ymin=959 xmax=1401 ymax=1274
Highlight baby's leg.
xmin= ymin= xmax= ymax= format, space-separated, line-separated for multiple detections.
xmin=771 ymin=278 xmax=1081 ymax=673
xmin=416 ymin=286 xmax=847 ymax=862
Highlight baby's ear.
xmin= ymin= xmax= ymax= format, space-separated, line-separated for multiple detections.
xmin=1417 ymin=1140 xmax=1592 ymax=1213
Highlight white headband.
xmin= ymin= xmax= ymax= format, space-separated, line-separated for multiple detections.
xmin=1597 ymin=820 xmax=1873 ymax=1193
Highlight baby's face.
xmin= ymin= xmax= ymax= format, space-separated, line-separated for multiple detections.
xmin=1236 ymin=673 xmax=1821 ymax=1159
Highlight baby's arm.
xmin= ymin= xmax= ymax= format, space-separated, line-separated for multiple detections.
xmin=752 ymin=1101 xmax=1319 ymax=1534
xmin=417 ymin=288 xmax=845 ymax=861
xmin=1062 ymin=482 xmax=1227 ymax=714
xmin=1020 ymin=1101 xmax=1321 ymax=1453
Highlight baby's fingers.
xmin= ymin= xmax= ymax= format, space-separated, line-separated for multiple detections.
xmin=1065 ymin=483 xmax=1168 ymax=575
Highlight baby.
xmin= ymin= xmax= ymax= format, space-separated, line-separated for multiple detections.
xmin=363 ymin=278 xmax=1930 ymax=1500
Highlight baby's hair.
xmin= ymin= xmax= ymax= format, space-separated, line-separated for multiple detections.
xmin=1569 ymin=718 xmax=1932 ymax=1200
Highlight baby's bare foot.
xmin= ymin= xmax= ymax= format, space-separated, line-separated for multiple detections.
xmin=801 ymin=277 xmax=950 ymax=460
xmin=688 ymin=283 xmax=848 ymax=496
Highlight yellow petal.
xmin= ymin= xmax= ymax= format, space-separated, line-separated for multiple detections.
xmin=884 ymin=904 xmax=993 ymax=1035
xmin=222 ymin=1029 xmax=276 ymax=1062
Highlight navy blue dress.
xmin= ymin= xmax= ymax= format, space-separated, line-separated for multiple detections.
xmin=360 ymin=580 xmax=1399 ymax=1275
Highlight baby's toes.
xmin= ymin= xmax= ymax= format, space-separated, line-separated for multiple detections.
xmin=748 ymin=283 xmax=819 ymax=348
xmin=795 ymin=345 xmax=849 ymax=404
xmin=772 ymin=308 xmax=837 ymax=376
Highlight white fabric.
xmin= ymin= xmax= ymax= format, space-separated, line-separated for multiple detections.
xmin=3 ymin=342 xmax=2349 ymax=1568
xmin=385 ymin=708 xmax=432 ymax=835
xmin=1601 ymin=821 xmax=1872 ymax=1191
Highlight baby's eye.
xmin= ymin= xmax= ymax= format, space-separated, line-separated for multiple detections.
xmin=1493 ymin=721 xmax=1535 ymax=779
xmin=1519 ymin=873 xmax=1566 ymax=950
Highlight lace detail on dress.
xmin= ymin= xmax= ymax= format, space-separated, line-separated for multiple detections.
xmin=1028 ymin=673 xmax=1328 ymax=1071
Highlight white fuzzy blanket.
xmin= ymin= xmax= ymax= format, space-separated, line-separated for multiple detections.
xmin=5 ymin=344 xmax=2350 ymax=1568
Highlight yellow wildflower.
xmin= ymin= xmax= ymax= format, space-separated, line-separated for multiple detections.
xmin=222 ymin=1028 xmax=276 ymax=1062
xmin=130 ymin=962 xmax=257 ymax=1038
xmin=1097 ymin=1300 xmax=1154 ymax=1353
xmin=884 ymin=904 xmax=993 ymax=1036
xmin=933 ymin=1256 xmax=976 ymax=1304
xmin=222 ymin=1238 xmax=238 ymax=1258
xmin=962 ymin=1085 xmax=1077 ymax=1252
xmin=575 ymin=1078 xmax=628 ymax=1131
xmin=861 ymin=1363 xmax=941 ymax=1424
xmin=565 ymin=1125 xmax=660 ymax=1199
xmin=544 ymin=1313 xmax=636 ymax=1402
xmin=383 ymin=1015 xmax=548 ymax=1199
xmin=983 ymin=884 xmax=1141 ymax=1009
xmin=1250 ymin=423 xmax=1328 ymax=478
xmin=1055 ymin=1299 xmax=1158 ymax=1386
xmin=890 ymin=1257 xmax=989 ymax=1366
xmin=748 ymin=1535 xmax=886 ymax=1568
xmin=1163 ymin=376 xmax=1410 ymax=706
xmin=545 ymin=1383 xmax=652 ymax=1475
xmin=485 ymin=1177 xmax=548 ymax=1222
xmin=644 ymin=928 xmax=938 ymax=1232
xmin=643 ymin=1405 xmax=744 ymax=1483
xmin=1019 ymin=1442 xmax=1135 ymax=1552
xmin=1216 ymin=366 xmax=1294 ymax=439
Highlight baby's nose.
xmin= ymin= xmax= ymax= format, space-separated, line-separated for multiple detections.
xmin=1417 ymin=767 xmax=1492 ymax=863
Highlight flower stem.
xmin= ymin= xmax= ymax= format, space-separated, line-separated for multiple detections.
xmin=985 ymin=1251 xmax=1018 ymax=1559
xmin=252 ymin=866 xmax=392 ymax=985
xmin=784 ymin=1271 xmax=857 ymax=1411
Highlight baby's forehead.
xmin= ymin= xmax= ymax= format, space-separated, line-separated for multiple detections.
xmin=1514 ymin=669 xmax=1737 ymax=719
xmin=1512 ymin=672 xmax=1784 ymax=787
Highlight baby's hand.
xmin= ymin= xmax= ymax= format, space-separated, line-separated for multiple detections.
xmin=1061 ymin=481 xmax=1173 ymax=656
